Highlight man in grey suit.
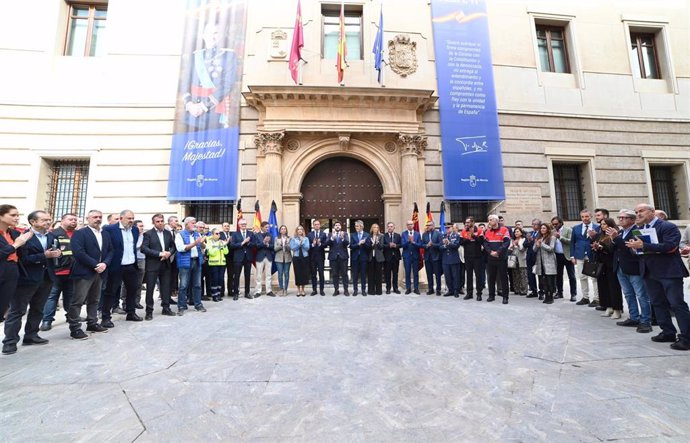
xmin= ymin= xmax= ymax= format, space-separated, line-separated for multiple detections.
xmin=552 ymin=216 xmax=577 ymax=301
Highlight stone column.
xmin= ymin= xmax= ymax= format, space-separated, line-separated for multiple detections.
xmin=254 ymin=131 xmax=285 ymax=219
xmin=397 ymin=133 xmax=427 ymax=223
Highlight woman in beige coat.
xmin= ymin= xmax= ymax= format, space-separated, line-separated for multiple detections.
xmin=533 ymin=223 xmax=557 ymax=304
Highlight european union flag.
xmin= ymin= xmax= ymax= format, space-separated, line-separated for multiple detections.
xmin=439 ymin=201 xmax=446 ymax=233
xmin=269 ymin=200 xmax=279 ymax=274
xmin=372 ymin=7 xmax=384 ymax=84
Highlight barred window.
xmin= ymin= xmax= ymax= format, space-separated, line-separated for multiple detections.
xmin=553 ymin=163 xmax=584 ymax=221
xmin=449 ymin=201 xmax=490 ymax=223
xmin=47 ymin=160 xmax=90 ymax=221
xmin=185 ymin=201 xmax=234 ymax=225
xmin=650 ymin=166 xmax=679 ymax=220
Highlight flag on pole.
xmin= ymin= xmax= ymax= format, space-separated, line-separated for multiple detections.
xmin=439 ymin=201 xmax=446 ymax=233
xmin=268 ymin=200 xmax=279 ymax=274
xmin=253 ymin=200 xmax=262 ymax=232
xmin=336 ymin=1 xmax=347 ymax=84
xmin=412 ymin=202 xmax=424 ymax=270
xmin=372 ymin=6 xmax=384 ymax=84
xmin=425 ymin=202 xmax=434 ymax=227
xmin=235 ymin=199 xmax=243 ymax=232
xmin=289 ymin=0 xmax=304 ymax=84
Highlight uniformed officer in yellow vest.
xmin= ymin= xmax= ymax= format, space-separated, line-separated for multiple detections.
xmin=206 ymin=228 xmax=229 ymax=302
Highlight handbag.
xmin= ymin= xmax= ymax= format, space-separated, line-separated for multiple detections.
xmin=507 ymin=254 xmax=518 ymax=269
xmin=582 ymin=260 xmax=603 ymax=278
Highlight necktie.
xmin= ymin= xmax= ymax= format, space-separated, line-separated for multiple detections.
xmin=584 ymin=224 xmax=589 ymax=235
xmin=645 ymin=224 xmax=650 ymax=229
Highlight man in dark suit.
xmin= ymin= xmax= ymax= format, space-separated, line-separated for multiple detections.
xmin=422 ymin=221 xmax=442 ymax=295
xmin=571 ymin=209 xmax=601 ymax=306
xmin=220 ymin=222 xmax=234 ymax=298
xmin=460 ymin=217 xmax=484 ymax=301
xmin=326 ymin=221 xmax=349 ymax=296
xmin=308 ymin=220 xmax=328 ymax=296
xmin=231 ymin=218 xmax=254 ymax=299
xmin=440 ymin=223 xmax=461 ymax=297
xmin=401 ymin=220 xmax=422 ymax=294
xmin=382 ymin=222 xmax=402 ymax=294
xmin=349 ymin=220 xmax=371 ymax=296
xmin=141 ymin=213 xmax=176 ymax=319
xmin=2 ymin=210 xmax=60 ymax=355
xmin=102 ymin=210 xmax=142 ymax=325
xmin=626 ymin=203 xmax=690 ymax=351
xmin=68 ymin=210 xmax=113 ymax=340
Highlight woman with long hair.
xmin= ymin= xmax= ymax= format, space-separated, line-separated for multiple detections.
xmin=533 ymin=223 xmax=557 ymax=304
xmin=274 ymin=225 xmax=292 ymax=297
xmin=289 ymin=225 xmax=310 ymax=297
xmin=367 ymin=223 xmax=385 ymax=295
xmin=591 ymin=217 xmax=624 ymax=319
xmin=0 ymin=205 xmax=33 ymax=321
xmin=508 ymin=227 xmax=528 ymax=295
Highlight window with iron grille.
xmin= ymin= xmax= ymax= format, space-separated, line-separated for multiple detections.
xmin=650 ymin=166 xmax=679 ymax=220
xmin=553 ymin=163 xmax=584 ymax=221
xmin=630 ymin=32 xmax=660 ymax=79
xmin=449 ymin=201 xmax=490 ymax=223
xmin=47 ymin=160 xmax=90 ymax=221
xmin=185 ymin=201 xmax=234 ymax=225
xmin=65 ymin=1 xmax=108 ymax=56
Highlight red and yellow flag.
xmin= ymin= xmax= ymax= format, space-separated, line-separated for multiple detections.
xmin=253 ymin=200 xmax=262 ymax=232
xmin=336 ymin=1 xmax=347 ymax=83
xmin=412 ymin=202 xmax=424 ymax=270
xmin=425 ymin=202 xmax=434 ymax=227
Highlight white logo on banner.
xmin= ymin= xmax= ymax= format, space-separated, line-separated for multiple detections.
xmin=456 ymin=136 xmax=488 ymax=156
xmin=461 ymin=174 xmax=489 ymax=188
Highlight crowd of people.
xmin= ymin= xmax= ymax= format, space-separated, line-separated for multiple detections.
xmin=1 ymin=203 xmax=689 ymax=356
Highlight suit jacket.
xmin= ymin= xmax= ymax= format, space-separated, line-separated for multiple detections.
xmin=70 ymin=226 xmax=113 ymax=280
xmin=231 ymin=230 xmax=255 ymax=263
xmin=220 ymin=231 xmax=234 ymax=257
xmin=308 ymin=230 xmax=328 ymax=261
xmin=102 ymin=222 xmax=139 ymax=274
xmin=440 ymin=232 xmax=461 ymax=265
xmin=612 ymin=228 xmax=640 ymax=275
xmin=401 ymin=231 xmax=422 ymax=261
xmin=253 ymin=231 xmax=274 ymax=262
xmin=17 ymin=232 xmax=56 ymax=285
xmin=141 ymin=228 xmax=176 ymax=272
xmin=0 ymin=228 xmax=20 ymax=262
xmin=326 ymin=231 xmax=349 ymax=261
xmin=382 ymin=232 xmax=402 ymax=262
xmin=369 ymin=234 xmax=385 ymax=263
xmin=571 ymin=222 xmax=600 ymax=260
xmin=639 ymin=219 xmax=689 ymax=279
xmin=558 ymin=226 xmax=573 ymax=259
xmin=349 ymin=231 xmax=371 ymax=263
xmin=422 ymin=230 xmax=442 ymax=262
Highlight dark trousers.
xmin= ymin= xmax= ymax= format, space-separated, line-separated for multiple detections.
xmin=403 ymin=258 xmax=419 ymax=291
xmin=42 ymin=274 xmax=74 ymax=322
xmin=310 ymin=257 xmax=325 ymax=292
xmin=103 ymin=264 xmax=139 ymax=321
xmin=538 ymin=274 xmax=556 ymax=295
xmin=70 ymin=274 xmax=102 ymax=331
xmin=384 ymin=258 xmax=400 ymax=292
xmin=201 ymin=261 xmax=212 ymax=298
xmin=224 ymin=255 xmax=234 ymax=297
xmin=556 ymin=253 xmax=577 ymax=296
xmin=331 ymin=257 xmax=349 ymax=292
xmin=352 ymin=259 xmax=368 ymax=292
xmin=487 ymin=259 xmax=509 ymax=297
xmin=2 ymin=278 xmax=52 ymax=345
xmin=145 ymin=266 xmax=171 ymax=313
xmin=458 ymin=261 xmax=466 ymax=289
xmin=644 ymin=276 xmax=690 ymax=344
xmin=443 ymin=262 xmax=460 ymax=295
xmin=367 ymin=261 xmax=384 ymax=294
xmin=424 ymin=258 xmax=442 ymax=293
xmin=171 ymin=260 xmax=179 ymax=292
xmin=465 ymin=257 xmax=484 ymax=296
xmin=121 ymin=259 xmax=144 ymax=306
xmin=0 ymin=262 xmax=19 ymax=321
xmin=527 ymin=257 xmax=542 ymax=295
xmin=210 ymin=266 xmax=224 ymax=299
xmin=233 ymin=259 xmax=252 ymax=295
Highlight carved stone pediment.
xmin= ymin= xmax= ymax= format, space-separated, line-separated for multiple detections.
xmin=388 ymin=34 xmax=418 ymax=77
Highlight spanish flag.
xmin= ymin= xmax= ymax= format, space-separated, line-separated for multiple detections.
xmin=336 ymin=1 xmax=347 ymax=84
xmin=253 ymin=200 xmax=262 ymax=232
xmin=425 ymin=202 xmax=434 ymax=227
xmin=412 ymin=202 xmax=424 ymax=270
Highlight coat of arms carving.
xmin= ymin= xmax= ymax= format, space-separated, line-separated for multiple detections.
xmin=388 ymin=34 xmax=418 ymax=77
xmin=270 ymin=30 xmax=288 ymax=59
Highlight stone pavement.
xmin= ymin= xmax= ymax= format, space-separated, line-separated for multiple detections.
xmin=1 ymin=288 xmax=689 ymax=442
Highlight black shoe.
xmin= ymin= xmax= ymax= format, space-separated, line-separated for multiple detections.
xmin=405 ymin=289 xmax=411 ymax=294
xmin=162 ymin=308 xmax=175 ymax=316
xmin=588 ymin=300 xmax=600 ymax=308
xmin=487 ymin=295 xmax=495 ymax=302
xmin=575 ymin=298 xmax=590 ymax=305
xmin=113 ymin=307 xmax=126 ymax=315
xmin=202 ymin=295 xmax=211 ymax=301
xmin=144 ymin=313 xmax=153 ymax=321
xmin=476 ymin=295 xmax=482 ymax=301
xmin=458 ymin=288 xmax=465 ymax=295
xmin=2 ymin=343 xmax=17 ymax=355
xmin=651 ymin=333 xmax=677 ymax=343
xmin=320 ymin=291 xmax=326 ymax=296
xmin=311 ymin=290 xmax=317 ymax=296
xmin=595 ymin=306 xmax=606 ymax=311
xmin=267 ymin=292 xmax=276 ymax=297
xmin=212 ymin=297 xmax=220 ymax=302
xmin=254 ymin=293 xmax=262 ymax=298
xmin=101 ymin=319 xmax=115 ymax=328
xmin=22 ymin=336 xmax=49 ymax=346
xmin=454 ymin=294 xmax=459 ymax=298
xmin=86 ymin=323 xmax=108 ymax=333
xmin=502 ymin=297 xmax=509 ymax=305
xmin=245 ymin=294 xmax=254 ymax=299
xmin=443 ymin=292 xmax=454 ymax=297
xmin=195 ymin=305 xmax=207 ymax=312
xmin=386 ymin=290 xmax=391 ymax=294
xmin=70 ymin=329 xmax=89 ymax=340
xmin=463 ymin=294 xmax=473 ymax=300
xmin=353 ymin=290 xmax=358 ymax=296
xmin=177 ymin=309 xmax=185 ymax=316
xmin=570 ymin=295 xmax=577 ymax=302
xmin=344 ymin=291 xmax=350 ymax=296
xmin=413 ymin=289 xmax=420 ymax=295
xmin=135 ymin=303 xmax=144 ymax=309
xmin=233 ymin=295 xmax=239 ymax=301
xmin=126 ymin=313 xmax=143 ymax=322
xmin=526 ymin=293 xmax=538 ymax=299
xmin=39 ymin=321 xmax=52 ymax=332
xmin=636 ymin=323 xmax=653 ymax=333
xmin=363 ymin=293 xmax=367 ymax=296
xmin=555 ymin=293 xmax=563 ymax=299
xmin=426 ymin=290 xmax=435 ymax=295
xmin=670 ymin=341 xmax=690 ymax=351
xmin=616 ymin=319 xmax=640 ymax=327
xmin=538 ymin=294 xmax=544 ymax=300
xmin=333 ymin=291 xmax=339 ymax=296
xmin=393 ymin=290 xmax=401 ymax=294
xmin=651 ymin=319 xmax=658 ymax=326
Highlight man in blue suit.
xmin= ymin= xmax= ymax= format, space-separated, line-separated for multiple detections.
xmin=2 ymin=210 xmax=60 ymax=355
xmin=69 ymin=210 xmax=113 ymax=339
xmin=440 ymin=223 xmax=461 ymax=297
xmin=102 ymin=210 xmax=142 ymax=325
xmin=401 ymin=220 xmax=422 ymax=295
xmin=627 ymin=203 xmax=690 ymax=351
xmin=349 ymin=220 xmax=371 ymax=296
xmin=308 ymin=220 xmax=328 ymax=296
xmin=571 ymin=209 xmax=600 ymax=306
xmin=231 ymin=218 xmax=254 ymax=299
xmin=422 ymin=221 xmax=442 ymax=295
xmin=326 ymin=221 xmax=350 ymax=296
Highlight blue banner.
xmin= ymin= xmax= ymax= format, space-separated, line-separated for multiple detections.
xmin=430 ymin=0 xmax=505 ymax=200
xmin=167 ymin=0 xmax=247 ymax=201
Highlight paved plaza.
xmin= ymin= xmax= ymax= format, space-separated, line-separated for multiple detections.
xmin=1 ymin=287 xmax=689 ymax=442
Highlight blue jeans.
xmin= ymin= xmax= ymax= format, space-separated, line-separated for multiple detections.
xmin=616 ymin=268 xmax=651 ymax=324
xmin=276 ymin=262 xmax=291 ymax=290
xmin=42 ymin=275 xmax=74 ymax=322
xmin=178 ymin=260 xmax=202 ymax=309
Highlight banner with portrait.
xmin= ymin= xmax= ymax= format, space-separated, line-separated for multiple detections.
xmin=430 ymin=0 xmax=506 ymax=200
xmin=167 ymin=0 xmax=247 ymax=201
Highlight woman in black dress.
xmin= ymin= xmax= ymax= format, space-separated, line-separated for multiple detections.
xmin=289 ymin=225 xmax=310 ymax=297
xmin=591 ymin=217 xmax=623 ymax=319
